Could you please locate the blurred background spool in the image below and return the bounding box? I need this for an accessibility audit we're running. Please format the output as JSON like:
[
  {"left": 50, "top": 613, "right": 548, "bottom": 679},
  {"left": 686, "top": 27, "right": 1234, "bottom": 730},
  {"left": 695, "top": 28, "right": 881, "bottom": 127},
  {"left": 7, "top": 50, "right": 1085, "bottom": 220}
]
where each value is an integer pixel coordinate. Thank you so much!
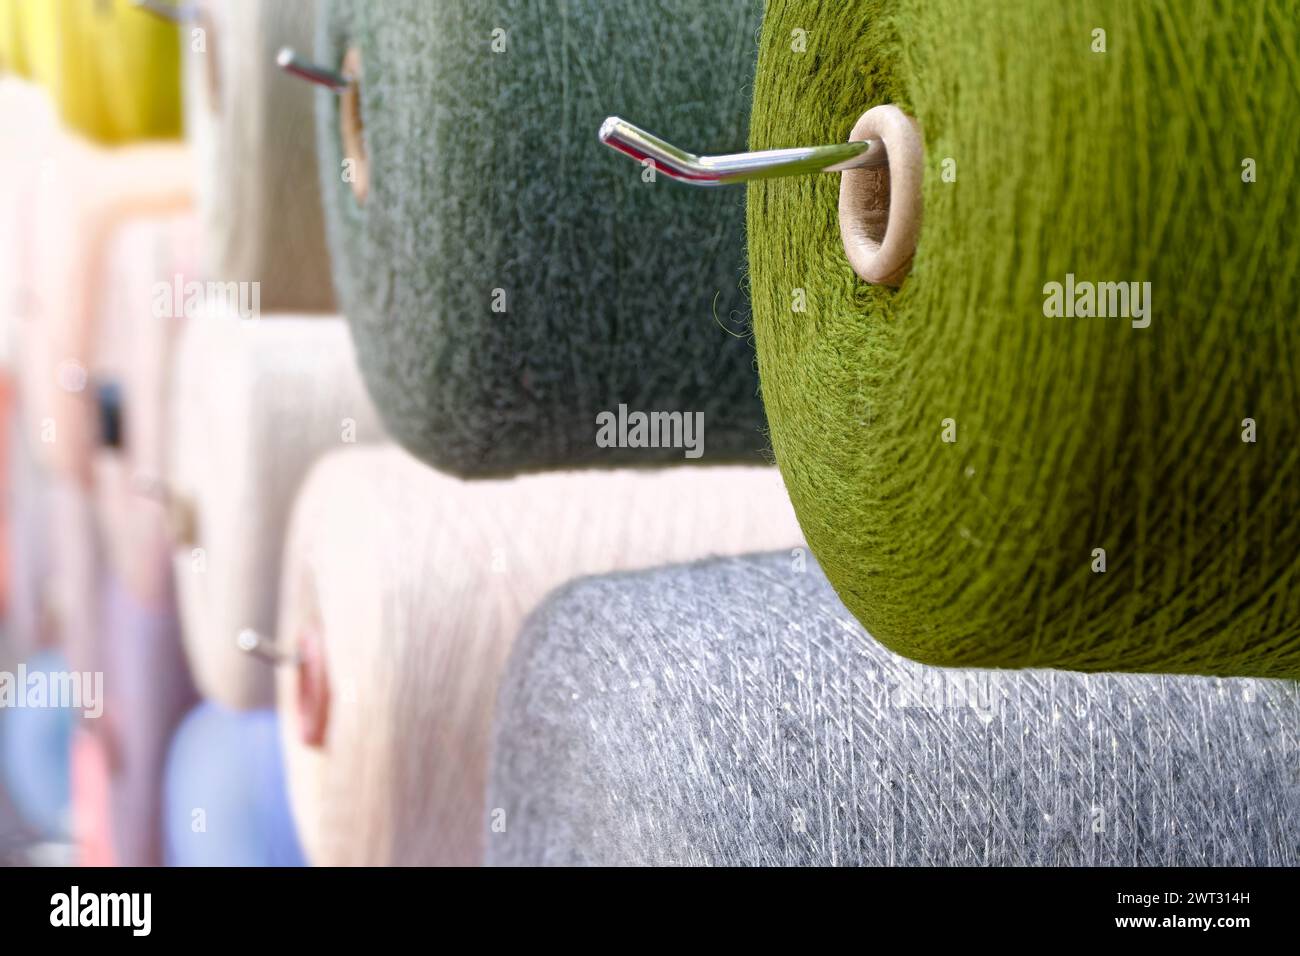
[
  {"left": 44, "top": 477, "right": 97, "bottom": 673},
  {"left": 21, "top": 0, "right": 182, "bottom": 144},
  {"left": 0, "top": 1, "right": 61, "bottom": 86},
  {"left": 69, "top": 725, "right": 114, "bottom": 866},
  {"left": 1, "top": 78, "right": 58, "bottom": 650},
  {"left": 277, "top": 445, "right": 805, "bottom": 866},
  {"left": 92, "top": 214, "right": 199, "bottom": 606},
  {"left": 167, "top": 310, "right": 384, "bottom": 711},
  {"left": 97, "top": 571, "right": 196, "bottom": 866},
  {"left": 0, "top": 650, "right": 74, "bottom": 843},
  {"left": 80, "top": 216, "right": 202, "bottom": 868},
  {"left": 22, "top": 129, "right": 193, "bottom": 484},
  {"left": 747, "top": 0, "right": 1300, "bottom": 678},
  {"left": 315, "top": 0, "right": 769, "bottom": 476},
  {"left": 183, "top": 0, "right": 334, "bottom": 312},
  {"left": 6, "top": 422, "right": 53, "bottom": 656},
  {"left": 163, "top": 703, "right": 305, "bottom": 867},
  {"left": 489, "top": 552, "right": 1300, "bottom": 866}
]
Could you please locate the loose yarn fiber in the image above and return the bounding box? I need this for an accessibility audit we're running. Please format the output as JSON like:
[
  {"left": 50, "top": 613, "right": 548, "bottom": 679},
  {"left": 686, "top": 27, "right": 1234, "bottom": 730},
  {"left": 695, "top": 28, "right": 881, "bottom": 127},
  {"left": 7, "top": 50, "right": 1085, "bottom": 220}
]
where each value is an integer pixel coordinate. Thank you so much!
[
  {"left": 316, "top": 0, "right": 769, "bottom": 476},
  {"left": 167, "top": 310, "right": 383, "bottom": 711},
  {"left": 277, "top": 445, "right": 804, "bottom": 866},
  {"left": 488, "top": 552, "right": 1300, "bottom": 866},
  {"left": 184, "top": 0, "right": 335, "bottom": 312},
  {"left": 747, "top": 0, "right": 1300, "bottom": 677}
]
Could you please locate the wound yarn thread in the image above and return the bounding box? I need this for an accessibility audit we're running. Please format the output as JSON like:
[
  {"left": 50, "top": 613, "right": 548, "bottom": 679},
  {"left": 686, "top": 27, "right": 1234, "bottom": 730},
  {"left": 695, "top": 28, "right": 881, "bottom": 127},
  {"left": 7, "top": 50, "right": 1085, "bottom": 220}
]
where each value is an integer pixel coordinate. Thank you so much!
[
  {"left": 747, "top": 0, "right": 1300, "bottom": 678},
  {"left": 315, "top": 0, "right": 769, "bottom": 476},
  {"left": 277, "top": 445, "right": 804, "bottom": 866},
  {"left": 184, "top": 0, "right": 335, "bottom": 312},
  {"left": 167, "top": 310, "right": 384, "bottom": 711},
  {"left": 488, "top": 552, "right": 1300, "bottom": 866}
]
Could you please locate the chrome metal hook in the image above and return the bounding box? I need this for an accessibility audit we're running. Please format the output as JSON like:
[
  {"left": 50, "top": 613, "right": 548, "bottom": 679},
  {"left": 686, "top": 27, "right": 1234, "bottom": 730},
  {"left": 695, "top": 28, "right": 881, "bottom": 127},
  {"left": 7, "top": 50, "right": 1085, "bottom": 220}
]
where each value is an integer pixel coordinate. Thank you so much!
[
  {"left": 598, "top": 116, "right": 887, "bottom": 187},
  {"left": 276, "top": 47, "right": 351, "bottom": 93},
  {"left": 237, "top": 629, "right": 300, "bottom": 667},
  {"left": 132, "top": 0, "right": 199, "bottom": 24}
]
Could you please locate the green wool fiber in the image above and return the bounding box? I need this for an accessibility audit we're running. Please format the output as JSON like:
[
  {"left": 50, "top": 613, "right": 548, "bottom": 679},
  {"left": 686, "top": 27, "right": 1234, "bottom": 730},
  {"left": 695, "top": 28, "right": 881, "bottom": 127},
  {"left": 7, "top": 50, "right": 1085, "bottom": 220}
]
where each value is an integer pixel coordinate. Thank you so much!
[
  {"left": 317, "top": 0, "right": 769, "bottom": 476},
  {"left": 748, "top": 0, "right": 1300, "bottom": 677}
]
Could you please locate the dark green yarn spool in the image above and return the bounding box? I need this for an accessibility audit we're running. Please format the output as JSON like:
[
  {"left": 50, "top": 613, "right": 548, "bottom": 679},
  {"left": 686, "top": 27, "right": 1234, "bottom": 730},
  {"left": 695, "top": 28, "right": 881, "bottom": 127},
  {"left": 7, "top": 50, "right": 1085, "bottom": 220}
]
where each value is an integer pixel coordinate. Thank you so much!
[
  {"left": 316, "top": 0, "right": 769, "bottom": 476},
  {"left": 748, "top": 0, "right": 1300, "bottom": 677}
]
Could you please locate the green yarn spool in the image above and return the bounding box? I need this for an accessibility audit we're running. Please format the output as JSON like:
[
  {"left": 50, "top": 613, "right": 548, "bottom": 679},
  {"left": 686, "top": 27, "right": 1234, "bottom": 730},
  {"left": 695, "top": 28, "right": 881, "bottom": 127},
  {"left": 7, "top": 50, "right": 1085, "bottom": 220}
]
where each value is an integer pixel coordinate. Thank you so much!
[
  {"left": 317, "top": 0, "right": 768, "bottom": 476},
  {"left": 748, "top": 0, "right": 1300, "bottom": 678}
]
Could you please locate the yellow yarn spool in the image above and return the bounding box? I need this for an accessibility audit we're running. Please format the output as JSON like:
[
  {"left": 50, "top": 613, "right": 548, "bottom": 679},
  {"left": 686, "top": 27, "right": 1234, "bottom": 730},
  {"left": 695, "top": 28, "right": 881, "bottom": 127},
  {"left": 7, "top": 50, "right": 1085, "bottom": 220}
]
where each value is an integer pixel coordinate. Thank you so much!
[
  {"left": 11, "top": 0, "right": 182, "bottom": 143},
  {"left": 0, "top": 1, "right": 28, "bottom": 76},
  {"left": 0, "top": 0, "right": 59, "bottom": 82}
]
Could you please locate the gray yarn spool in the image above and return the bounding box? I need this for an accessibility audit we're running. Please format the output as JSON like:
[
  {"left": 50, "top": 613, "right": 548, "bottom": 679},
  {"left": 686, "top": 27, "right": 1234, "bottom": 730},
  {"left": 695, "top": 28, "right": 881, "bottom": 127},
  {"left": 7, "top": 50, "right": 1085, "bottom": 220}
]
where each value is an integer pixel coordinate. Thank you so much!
[
  {"left": 488, "top": 553, "right": 1300, "bottom": 866},
  {"left": 315, "top": 0, "right": 769, "bottom": 476}
]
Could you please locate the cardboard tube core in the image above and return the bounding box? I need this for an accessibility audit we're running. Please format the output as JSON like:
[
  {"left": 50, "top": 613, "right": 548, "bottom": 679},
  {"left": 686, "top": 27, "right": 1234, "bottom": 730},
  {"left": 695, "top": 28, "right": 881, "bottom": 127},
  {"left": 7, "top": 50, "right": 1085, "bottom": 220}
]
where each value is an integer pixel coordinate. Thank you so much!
[
  {"left": 838, "top": 105, "right": 924, "bottom": 286},
  {"left": 340, "top": 47, "right": 369, "bottom": 206}
]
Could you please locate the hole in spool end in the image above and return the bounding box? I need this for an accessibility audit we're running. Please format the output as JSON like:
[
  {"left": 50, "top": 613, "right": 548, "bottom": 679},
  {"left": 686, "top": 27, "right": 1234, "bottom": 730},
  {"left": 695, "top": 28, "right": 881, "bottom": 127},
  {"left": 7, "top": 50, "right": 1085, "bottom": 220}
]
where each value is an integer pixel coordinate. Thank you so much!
[
  {"left": 838, "top": 105, "right": 924, "bottom": 287},
  {"left": 293, "top": 573, "right": 329, "bottom": 749},
  {"left": 340, "top": 47, "right": 369, "bottom": 207}
]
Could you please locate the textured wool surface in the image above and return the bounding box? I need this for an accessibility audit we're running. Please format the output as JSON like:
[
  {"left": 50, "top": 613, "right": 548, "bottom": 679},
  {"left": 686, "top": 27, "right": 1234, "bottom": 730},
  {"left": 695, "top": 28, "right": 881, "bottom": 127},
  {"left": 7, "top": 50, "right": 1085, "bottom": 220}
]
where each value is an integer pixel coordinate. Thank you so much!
[
  {"left": 99, "top": 569, "right": 197, "bottom": 867},
  {"left": 22, "top": 131, "right": 193, "bottom": 483},
  {"left": 164, "top": 704, "right": 305, "bottom": 867},
  {"left": 0, "top": 651, "right": 74, "bottom": 840},
  {"left": 21, "top": 0, "right": 181, "bottom": 143},
  {"left": 92, "top": 215, "right": 199, "bottom": 606},
  {"left": 168, "top": 310, "right": 384, "bottom": 711},
  {"left": 747, "top": 0, "right": 1300, "bottom": 677},
  {"left": 316, "top": 0, "right": 769, "bottom": 475},
  {"left": 278, "top": 445, "right": 804, "bottom": 866},
  {"left": 488, "top": 552, "right": 1300, "bottom": 866},
  {"left": 184, "top": 0, "right": 335, "bottom": 312}
]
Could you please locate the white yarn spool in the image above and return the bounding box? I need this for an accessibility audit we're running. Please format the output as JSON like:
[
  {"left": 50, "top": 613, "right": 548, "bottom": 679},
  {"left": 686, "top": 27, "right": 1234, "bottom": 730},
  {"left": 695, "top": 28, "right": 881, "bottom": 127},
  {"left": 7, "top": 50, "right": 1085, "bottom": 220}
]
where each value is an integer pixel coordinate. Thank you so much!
[
  {"left": 168, "top": 309, "right": 383, "bottom": 711},
  {"left": 183, "top": 0, "right": 334, "bottom": 312},
  {"left": 277, "top": 445, "right": 806, "bottom": 866}
]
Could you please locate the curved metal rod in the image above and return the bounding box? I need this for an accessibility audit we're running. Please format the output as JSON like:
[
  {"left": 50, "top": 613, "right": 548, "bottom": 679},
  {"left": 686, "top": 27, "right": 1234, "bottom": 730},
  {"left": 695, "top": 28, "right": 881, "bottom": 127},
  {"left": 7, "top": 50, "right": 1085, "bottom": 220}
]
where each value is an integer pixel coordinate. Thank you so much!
[
  {"left": 237, "top": 629, "right": 301, "bottom": 667},
  {"left": 598, "top": 116, "right": 887, "bottom": 187},
  {"left": 276, "top": 47, "right": 351, "bottom": 94}
]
